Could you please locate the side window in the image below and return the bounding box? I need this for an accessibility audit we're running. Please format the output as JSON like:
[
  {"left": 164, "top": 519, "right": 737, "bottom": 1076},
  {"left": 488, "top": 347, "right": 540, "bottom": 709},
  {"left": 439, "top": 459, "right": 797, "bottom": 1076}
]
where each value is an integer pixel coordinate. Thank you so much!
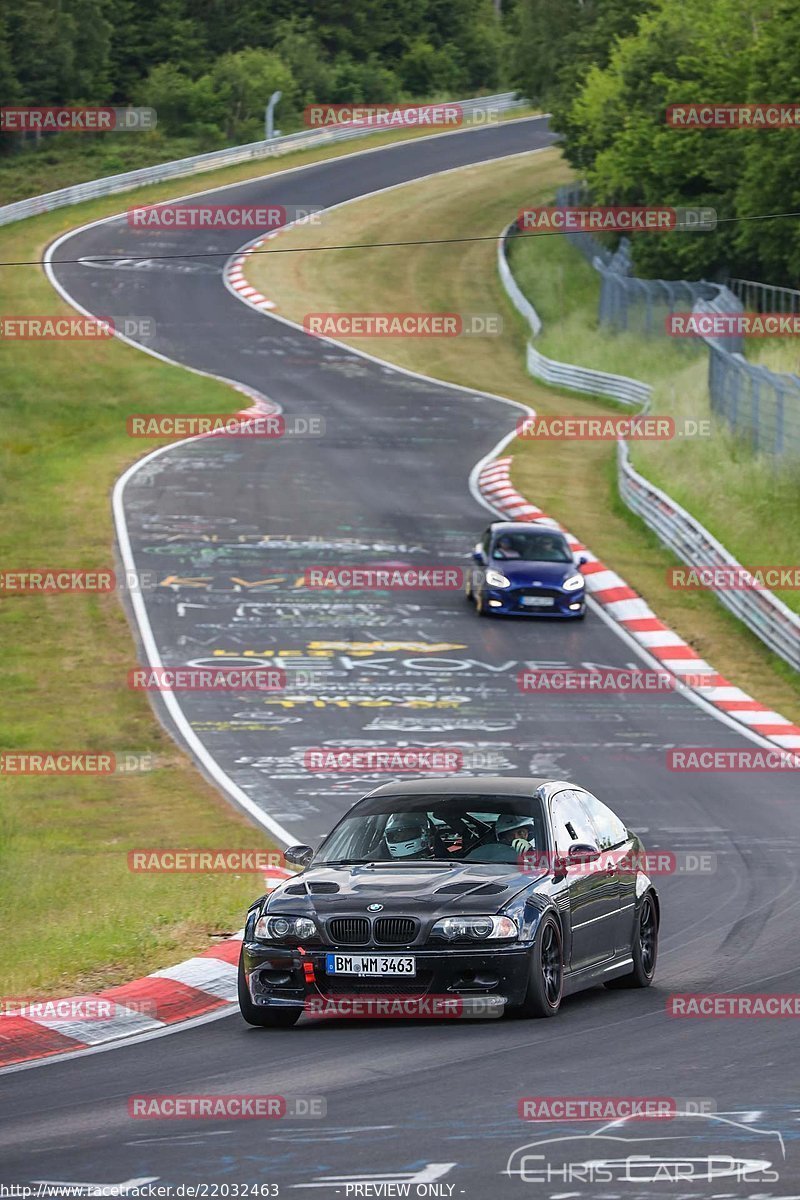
[
  {"left": 551, "top": 790, "right": 599, "bottom": 852},
  {"left": 578, "top": 790, "right": 629, "bottom": 849}
]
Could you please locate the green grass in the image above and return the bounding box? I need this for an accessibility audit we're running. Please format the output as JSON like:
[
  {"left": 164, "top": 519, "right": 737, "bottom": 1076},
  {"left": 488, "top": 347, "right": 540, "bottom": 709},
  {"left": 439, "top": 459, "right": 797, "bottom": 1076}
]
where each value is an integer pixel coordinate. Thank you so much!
[
  {"left": 508, "top": 231, "right": 800, "bottom": 619},
  {"left": 748, "top": 337, "right": 800, "bottom": 375},
  {"left": 247, "top": 146, "right": 800, "bottom": 723},
  {"left": 0, "top": 115, "right": 510, "bottom": 997}
]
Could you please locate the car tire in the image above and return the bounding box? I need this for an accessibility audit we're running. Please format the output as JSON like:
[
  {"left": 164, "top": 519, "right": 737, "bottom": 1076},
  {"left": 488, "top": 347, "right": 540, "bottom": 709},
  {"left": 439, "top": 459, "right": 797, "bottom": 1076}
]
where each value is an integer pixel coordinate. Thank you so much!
[
  {"left": 605, "top": 891, "right": 658, "bottom": 989},
  {"left": 237, "top": 954, "right": 302, "bottom": 1027},
  {"left": 475, "top": 588, "right": 489, "bottom": 616},
  {"left": 515, "top": 914, "right": 563, "bottom": 1018},
  {"left": 465, "top": 575, "right": 474, "bottom": 602}
]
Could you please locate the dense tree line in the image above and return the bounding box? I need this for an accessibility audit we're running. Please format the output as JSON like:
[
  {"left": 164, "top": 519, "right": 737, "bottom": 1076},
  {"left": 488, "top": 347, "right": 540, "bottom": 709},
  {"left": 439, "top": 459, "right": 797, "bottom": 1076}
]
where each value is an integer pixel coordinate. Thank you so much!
[
  {"left": 0, "top": 0, "right": 510, "bottom": 147},
  {"left": 517, "top": 0, "right": 799, "bottom": 287},
  {"left": 2, "top": 0, "right": 796, "bottom": 284}
]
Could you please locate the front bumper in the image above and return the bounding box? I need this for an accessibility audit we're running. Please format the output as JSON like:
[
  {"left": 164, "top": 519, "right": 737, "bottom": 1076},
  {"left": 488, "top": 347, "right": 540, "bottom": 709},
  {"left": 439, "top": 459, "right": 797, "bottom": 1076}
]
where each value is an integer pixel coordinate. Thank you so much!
[
  {"left": 483, "top": 586, "right": 585, "bottom": 617},
  {"left": 241, "top": 942, "right": 533, "bottom": 1013}
]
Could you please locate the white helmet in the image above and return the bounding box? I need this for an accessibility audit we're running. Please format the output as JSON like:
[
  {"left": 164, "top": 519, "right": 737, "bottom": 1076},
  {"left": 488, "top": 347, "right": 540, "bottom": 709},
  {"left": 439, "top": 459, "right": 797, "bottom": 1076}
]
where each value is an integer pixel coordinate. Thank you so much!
[
  {"left": 496, "top": 814, "right": 535, "bottom": 838},
  {"left": 384, "top": 812, "right": 432, "bottom": 859}
]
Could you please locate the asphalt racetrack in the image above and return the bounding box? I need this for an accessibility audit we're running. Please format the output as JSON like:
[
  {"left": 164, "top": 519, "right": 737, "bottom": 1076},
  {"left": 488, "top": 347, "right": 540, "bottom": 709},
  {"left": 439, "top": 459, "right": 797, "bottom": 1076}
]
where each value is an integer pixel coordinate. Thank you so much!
[{"left": 3, "top": 117, "right": 799, "bottom": 1198}]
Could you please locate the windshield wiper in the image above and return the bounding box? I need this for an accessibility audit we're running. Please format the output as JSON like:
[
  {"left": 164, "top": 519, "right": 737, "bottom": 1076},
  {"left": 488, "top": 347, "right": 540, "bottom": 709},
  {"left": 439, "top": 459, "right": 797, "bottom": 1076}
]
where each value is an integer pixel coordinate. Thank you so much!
[
  {"left": 319, "top": 859, "right": 373, "bottom": 866},
  {"left": 320, "top": 858, "right": 455, "bottom": 867}
]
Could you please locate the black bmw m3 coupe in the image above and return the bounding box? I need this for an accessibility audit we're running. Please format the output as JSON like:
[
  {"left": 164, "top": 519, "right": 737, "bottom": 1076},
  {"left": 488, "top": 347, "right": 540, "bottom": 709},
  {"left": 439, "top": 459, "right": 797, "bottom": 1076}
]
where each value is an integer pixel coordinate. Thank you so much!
[{"left": 238, "top": 777, "right": 659, "bottom": 1026}]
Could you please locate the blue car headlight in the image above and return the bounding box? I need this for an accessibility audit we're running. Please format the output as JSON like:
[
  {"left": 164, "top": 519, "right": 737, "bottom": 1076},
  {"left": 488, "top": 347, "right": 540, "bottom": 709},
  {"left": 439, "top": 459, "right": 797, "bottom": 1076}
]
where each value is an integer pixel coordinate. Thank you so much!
[
  {"left": 485, "top": 569, "right": 511, "bottom": 589},
  {"left": 562, "top": 573, "right": 585, "bottom": 592}
]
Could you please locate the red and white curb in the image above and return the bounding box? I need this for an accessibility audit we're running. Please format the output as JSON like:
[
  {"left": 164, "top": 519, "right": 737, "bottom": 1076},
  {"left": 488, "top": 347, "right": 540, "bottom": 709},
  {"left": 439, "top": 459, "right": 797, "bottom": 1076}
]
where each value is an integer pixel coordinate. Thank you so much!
[
  {"left": 0, "top": 867, "right": 292, "bottom": 1069},
  {"left": 225, "top": 233, "right": 280, "bottom": 311},
  {"left": 479, "top": 457, "right": 800, "bottom": 751}
]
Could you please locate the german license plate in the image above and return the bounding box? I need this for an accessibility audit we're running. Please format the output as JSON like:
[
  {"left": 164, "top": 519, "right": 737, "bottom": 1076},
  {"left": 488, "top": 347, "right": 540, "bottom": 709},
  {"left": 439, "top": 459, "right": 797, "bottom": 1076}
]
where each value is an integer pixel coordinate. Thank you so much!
[
  {"left": 522, "top": 596, "right": 554, "bottom": 607},
  {"left": 325, "top": 954, "right": 416, "bottom": 976}
]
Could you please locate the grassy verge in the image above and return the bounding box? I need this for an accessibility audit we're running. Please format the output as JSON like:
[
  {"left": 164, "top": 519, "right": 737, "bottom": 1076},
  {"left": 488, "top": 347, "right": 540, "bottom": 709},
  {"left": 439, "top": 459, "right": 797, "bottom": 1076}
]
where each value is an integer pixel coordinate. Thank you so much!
[
  {"left": 748, "top": 338, "right": 800, "bottom": 374},
  {"left": 245, "top": 145, "right": 800, "bottom": 721},
  {"left": 508, "top": 230, "right": 800, "bottom": 619},
  {"left": 0, "top": 115, "right": 519, "bottom": 997}
]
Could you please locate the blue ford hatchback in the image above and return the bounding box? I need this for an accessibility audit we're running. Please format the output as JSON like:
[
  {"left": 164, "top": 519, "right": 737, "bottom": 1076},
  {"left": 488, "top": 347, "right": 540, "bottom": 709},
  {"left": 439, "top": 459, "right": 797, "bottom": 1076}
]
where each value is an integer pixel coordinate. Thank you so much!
[{"left": 466, "top": 522, "right": 587, "bottom": 618}]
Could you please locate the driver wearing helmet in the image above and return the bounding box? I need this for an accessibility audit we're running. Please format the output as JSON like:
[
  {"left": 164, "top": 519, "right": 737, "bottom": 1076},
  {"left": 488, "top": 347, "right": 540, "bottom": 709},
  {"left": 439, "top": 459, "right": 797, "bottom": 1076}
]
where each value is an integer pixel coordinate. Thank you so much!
[
  {"left": 493, "top": 534, "right": 521, "bottom": 560},
  {"left": 383, "top": 812, "right": 434, "bottom": 859},
  {"left": 495, "top": 814, "right": 537, "bottom": 853},
  {"left": 536, "top": 535, "right": 560, "bottom": 561}
]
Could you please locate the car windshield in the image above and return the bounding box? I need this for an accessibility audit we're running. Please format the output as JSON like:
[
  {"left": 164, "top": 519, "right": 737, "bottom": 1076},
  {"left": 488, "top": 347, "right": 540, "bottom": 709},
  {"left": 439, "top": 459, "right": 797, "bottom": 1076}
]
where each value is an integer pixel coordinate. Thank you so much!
[
  {"left": 315, "top": 793, "right": 549, "bottom": 866},
  {"left": 491, "top": 531, "right": 572, "bottom": 563}
]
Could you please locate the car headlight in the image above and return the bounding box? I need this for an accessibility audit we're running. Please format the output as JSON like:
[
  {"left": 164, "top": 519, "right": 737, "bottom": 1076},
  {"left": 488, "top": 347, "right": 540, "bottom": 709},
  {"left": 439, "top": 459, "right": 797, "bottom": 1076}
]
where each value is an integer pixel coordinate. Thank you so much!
[
  {"left": 562, "top": 573, "right": 585, "bottom": 592},
  {"left": 430, "top": 915, "right": 518, "bottom": 941},
  {"left": 254, "top": 914, "right": 319, "bottom": 942},
  {"left": 485, "top": 569, "right": 511, "bottom": 589}
]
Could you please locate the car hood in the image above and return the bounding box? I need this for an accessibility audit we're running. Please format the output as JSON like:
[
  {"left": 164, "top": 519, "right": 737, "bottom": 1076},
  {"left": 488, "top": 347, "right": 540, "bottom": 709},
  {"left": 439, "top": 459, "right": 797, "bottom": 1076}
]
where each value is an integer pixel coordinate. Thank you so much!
[
  {"left": 267, "top": 860, "right": 546, "bottom": 916},
  {"left": 491, "top": 559, "right": 580, "bottom": 587}
]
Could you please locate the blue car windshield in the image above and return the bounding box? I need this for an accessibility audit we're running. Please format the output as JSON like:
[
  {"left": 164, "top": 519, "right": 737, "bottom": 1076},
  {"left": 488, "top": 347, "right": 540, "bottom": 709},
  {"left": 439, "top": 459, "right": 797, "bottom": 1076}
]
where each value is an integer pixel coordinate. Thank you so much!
[{"left": 492, "top": 532, "right": 571, "bottom": 562}]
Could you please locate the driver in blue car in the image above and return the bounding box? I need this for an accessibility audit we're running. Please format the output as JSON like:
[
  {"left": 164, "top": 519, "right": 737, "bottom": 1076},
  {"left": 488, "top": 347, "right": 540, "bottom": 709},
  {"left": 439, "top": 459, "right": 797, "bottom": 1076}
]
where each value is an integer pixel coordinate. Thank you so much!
[{"left": 493, "top": 534, "right": 521, "bottom": 560}]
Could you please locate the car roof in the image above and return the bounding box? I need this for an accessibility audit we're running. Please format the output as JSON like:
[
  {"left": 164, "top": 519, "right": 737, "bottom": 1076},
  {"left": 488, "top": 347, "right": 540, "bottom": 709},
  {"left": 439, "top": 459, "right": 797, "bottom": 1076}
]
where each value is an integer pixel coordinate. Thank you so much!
[
  {"left": 488, "top": 521, "right": 566, "bottom": 536},
  {"left": 365, "top": 776, "right": 563, "bottom": 800}
]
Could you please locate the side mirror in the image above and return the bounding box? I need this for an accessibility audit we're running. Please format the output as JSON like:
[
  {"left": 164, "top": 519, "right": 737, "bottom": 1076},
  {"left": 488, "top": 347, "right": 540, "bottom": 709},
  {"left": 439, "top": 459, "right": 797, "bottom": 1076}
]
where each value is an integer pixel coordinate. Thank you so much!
[
  {"left": 284, "top": 844, "right": 314, "bottom": 868},
  {"left": 577, "top": 555, "right": 588, "bottom": 567},
  {"left": 472, "top": 543, "right": 484, "bottom": 564},
  {"left": 568, "top": 842, "right": 600, "bottom": 864}
]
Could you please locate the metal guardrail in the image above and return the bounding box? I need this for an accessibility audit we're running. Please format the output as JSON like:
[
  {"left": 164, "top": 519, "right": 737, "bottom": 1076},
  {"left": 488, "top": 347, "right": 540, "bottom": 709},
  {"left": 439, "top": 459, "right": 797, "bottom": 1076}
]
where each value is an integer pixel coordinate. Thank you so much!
[
  {"left": 498, "top": 224, "right": 650, "bottom": 406},
  {"left": 526, "top": 343, "right": 651, "bottom": 405},
  {"left": 619, "top": 441, "right": 800, "bottom": 672},
  {"left": 498, "top": 216, "right": 799, "bottom": 672},
  {"left": 0, "top": 94, "right": 526, "bottom": 227},
  {"left": 692, "top": 287, "right": 800, "bottom": 455},
  {"left": 728, "top": 277, "right": 800, "bottom": 315},
  {"left": 552, "top": 188, "right": 800, "bottom": 457}
]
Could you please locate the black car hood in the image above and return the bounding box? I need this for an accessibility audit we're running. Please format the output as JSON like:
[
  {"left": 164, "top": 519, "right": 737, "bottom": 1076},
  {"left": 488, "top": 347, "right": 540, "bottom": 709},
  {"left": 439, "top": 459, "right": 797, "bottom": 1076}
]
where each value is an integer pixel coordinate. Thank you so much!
[{"left": 267, "top": 860, "right": 546, "bottom": 916}]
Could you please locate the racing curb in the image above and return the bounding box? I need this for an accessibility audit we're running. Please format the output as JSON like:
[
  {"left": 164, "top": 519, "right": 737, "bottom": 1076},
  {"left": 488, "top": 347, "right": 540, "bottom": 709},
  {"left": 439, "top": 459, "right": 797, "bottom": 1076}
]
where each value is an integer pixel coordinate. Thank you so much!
[
  {"left": 478, "top": 457, "right": 800, "bottom": 752},
  {"left": 0, "top": 867, "right": 291, "bottom": 1069},
  {"left": 226, "top": 232, "right": 280, "bottom": 309}
]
